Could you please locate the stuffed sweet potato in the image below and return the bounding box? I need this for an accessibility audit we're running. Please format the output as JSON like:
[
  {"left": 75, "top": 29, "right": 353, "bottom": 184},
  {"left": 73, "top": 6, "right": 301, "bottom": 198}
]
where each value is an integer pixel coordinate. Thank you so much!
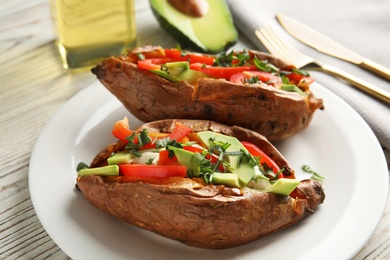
[
  {"left": 76, "top": 119, "right": 325, "bottom": 249},
  {"left": 91, "top": 45, "right": 324, "bottom": 142}
]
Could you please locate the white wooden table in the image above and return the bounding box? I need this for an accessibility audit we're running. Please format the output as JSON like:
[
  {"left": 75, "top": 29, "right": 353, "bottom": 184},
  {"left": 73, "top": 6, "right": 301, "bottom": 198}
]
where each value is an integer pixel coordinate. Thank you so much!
[{"left": 1, "top": 0, "right": 389, "bottom": 259}]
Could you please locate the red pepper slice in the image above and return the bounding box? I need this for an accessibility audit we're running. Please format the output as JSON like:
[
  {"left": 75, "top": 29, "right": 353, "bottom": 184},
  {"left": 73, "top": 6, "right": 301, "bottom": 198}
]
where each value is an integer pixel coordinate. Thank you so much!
[
  {"left": 167, "top": 122, "right": 192, "bottom": 141},
  {"left": 241, "top": 141, "right": 282, "bottom": 176},
  {"left": 164, "top": 49, "right": 215, "bottom": 65},
  {"left": 137, "top": 122, "right": 191, "bottom": 150},
  {"left": 158, "top": 150, "right": 180, "bottom": 166},
  {"left": 112, "top": 117, "right": 133, "bottom": 143},
  {"left": 119, "top": 164, "right": 187, "bottom": 178},
  {"left": 189, "top": 63, "right": 257, "bottom": 80}
]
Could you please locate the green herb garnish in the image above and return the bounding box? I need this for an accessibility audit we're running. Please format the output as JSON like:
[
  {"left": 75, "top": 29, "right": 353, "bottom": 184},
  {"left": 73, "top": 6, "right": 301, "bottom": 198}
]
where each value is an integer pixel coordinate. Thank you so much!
[
  {"left": 77, "top": 162, "right": 89, "bottom": 171},
  {"left": 292, "top": 68, "right": 310, "bottom": 76},
  {"left": 125, "top": 131, "right": 147, "bottom": 157},
  {"left": 137, "top": 129, "right": 151, "bottom": 146},
  {"left": 253, "top": 57, "right": 279, "bottom": 72},
  {"left": 208, "top": 138, "right": 231, "bottom": 152},
  {"left": 244, "top": 76, "right": 261, "bottom": 84},
  {"left": 302, "top": 165, "right": 325, "bottom": 182},
  {"left": 235, "top": 50, "right": 250, "bottom": 66},
  {"left": 213, "top": 49, "right": 250, "bottom": 67},
  {"left": 214, "top": 50, "right": 235, "bottom": 67},
  {"left": 145, "top": 158, "right": 154, "bottom": 165},
  {"left": 165, "top": 139, "right": 183, "bottom": 158}
]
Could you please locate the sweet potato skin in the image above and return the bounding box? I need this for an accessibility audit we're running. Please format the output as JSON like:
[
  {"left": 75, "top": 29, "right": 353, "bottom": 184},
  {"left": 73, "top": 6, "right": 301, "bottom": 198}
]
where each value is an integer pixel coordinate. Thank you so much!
[
  {"left": 77, "top": 119, "right": 325, "bottom": 249},
  {"left": 92, "top": 46, "right": 324, "bottom": 142},
  {"left": 77, "top": 175, "right": 323, "bottom": 249}
]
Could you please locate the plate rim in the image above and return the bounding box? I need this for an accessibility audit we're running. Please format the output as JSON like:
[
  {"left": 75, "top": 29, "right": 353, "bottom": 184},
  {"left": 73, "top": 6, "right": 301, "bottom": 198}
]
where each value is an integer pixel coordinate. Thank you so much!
[{"left": 29, "top": 81, "right": 389, "bottom": 260}]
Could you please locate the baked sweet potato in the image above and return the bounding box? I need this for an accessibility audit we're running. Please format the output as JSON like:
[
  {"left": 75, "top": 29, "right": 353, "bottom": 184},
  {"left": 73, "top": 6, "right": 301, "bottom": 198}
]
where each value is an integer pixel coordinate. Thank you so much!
[
  {"left": 76, "top": 119, "right": 325, "bottom": 249},
  {"left": 91, "top": 45, "right": 324, "bottom": 142}
]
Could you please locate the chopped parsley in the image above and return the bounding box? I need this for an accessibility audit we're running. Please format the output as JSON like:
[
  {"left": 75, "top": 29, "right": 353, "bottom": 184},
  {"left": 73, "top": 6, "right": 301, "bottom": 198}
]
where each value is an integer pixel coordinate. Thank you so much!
[
  {"left": 165, "top": 139, "right": 183, "bottom": 158},
  {"left": 76, "top": 162, "right": 89, "bottom": 171},
  {"left": 292, "top": 68, "right": 310, "bottom": 77},
  {"left": 243, "top": 76, "right": 261, "bottom": 84},
  {"left": 137, "top": 129, "right": 151, "bottom": 146},
  {"left": 253, "top": 57, "right": 279, "bottom": 73},
  {"left": 213, "top": 49, "right": 250, "bottom": 67},
  {"left": 125, "top": 130, "right": 152, "bottom": 157},
  {"left": 302, "top": 165, "right": 325, "bottom": 182},
  {"left": 145, "top": 158, "right": 155, "bottom": 165}
]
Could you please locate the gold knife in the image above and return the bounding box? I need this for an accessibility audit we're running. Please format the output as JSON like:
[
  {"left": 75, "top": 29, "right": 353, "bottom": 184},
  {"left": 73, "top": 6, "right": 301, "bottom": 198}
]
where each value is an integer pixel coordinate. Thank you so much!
[{"left": 277, "top": 13, "right": 390, "bottom": 81}]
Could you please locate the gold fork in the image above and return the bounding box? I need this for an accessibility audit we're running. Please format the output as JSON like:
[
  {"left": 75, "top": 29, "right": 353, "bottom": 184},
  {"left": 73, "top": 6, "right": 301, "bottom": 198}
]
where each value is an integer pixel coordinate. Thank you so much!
[{"left": 255, "top": 26, "right": 390, "bottom": 105}]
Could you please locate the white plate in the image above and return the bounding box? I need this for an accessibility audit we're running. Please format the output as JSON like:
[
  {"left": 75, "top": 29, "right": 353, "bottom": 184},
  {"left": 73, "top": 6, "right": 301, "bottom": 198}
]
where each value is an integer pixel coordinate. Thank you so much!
[{"left": 29, "top": 81, "right": 388, "bottom": 260}]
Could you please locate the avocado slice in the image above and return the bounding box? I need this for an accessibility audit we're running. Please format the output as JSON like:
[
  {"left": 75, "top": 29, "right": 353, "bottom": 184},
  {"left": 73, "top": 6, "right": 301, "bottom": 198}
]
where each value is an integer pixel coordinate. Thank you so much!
[
  {"left": 211, "top": 172, "right": 241, "bottom": 188},
  {"left": 170, "top": 147, "right": 194, "bottom": 170},
  {"left": 263, "top": 178, "right": 300, "bottom": 196},
  {"left": 170, "top": 146, "right": 202, "bottom": 177},
  {"left": 165, "top": 61, "right": 190, "bottom": 75},
  {"left": 78, "top": 165, "right": 119, "bottom": 177},
  {"left": 197, "top": 131, "right": 256, "bottom": 187},
  {"left": 176, "top": 69, "right": 212, "bottom": 84},
  {"left": 149, "top": 0, "right": 238, "bottom": 53},
  {"left": 165, "top": 61, "right": 190, "bottom": 71},
  {"left": 150, "top": 69, "right": 182, "bottom": 82},
  {"left": 150, "top": 61, "right": 189, "bottom": 82},
  {"left": 172, "top": 145, "right": 242, "bottom": 188},
  {"left": 151, "top": 61, "right": 212, "bottom": 83},
  {"left": 107, "top": 150, "right": 133, "bottom": 165}
]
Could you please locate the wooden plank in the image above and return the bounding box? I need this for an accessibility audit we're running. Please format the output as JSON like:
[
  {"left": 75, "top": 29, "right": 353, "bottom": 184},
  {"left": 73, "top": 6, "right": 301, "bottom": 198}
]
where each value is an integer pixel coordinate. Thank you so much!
[{"left": 0, "top": 0, "right": 389, "bottom": 259}]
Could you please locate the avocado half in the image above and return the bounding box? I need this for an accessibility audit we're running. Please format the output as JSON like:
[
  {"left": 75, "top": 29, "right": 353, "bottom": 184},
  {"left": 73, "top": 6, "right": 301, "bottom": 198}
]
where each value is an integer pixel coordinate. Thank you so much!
[{"left": 149, "top": 0, "right": 238, "bottom": 53}]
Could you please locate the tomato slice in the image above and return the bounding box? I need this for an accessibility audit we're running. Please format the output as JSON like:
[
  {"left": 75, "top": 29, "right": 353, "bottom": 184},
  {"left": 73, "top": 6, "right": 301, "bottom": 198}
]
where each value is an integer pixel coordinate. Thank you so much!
[
  {"left": 241, "top": 141, "right": 281, "bottom": 176},
  {"left": 119, "top": 164, "right": 187, "bottom": 178},
  {"left": 189, "top": 63, "right": 256, "bottom": 80},
  {"left": 164, "top": 49, "right": 215, "bottom": 65},
  {"left": 230, "top": 71, "right": 282, "bottom": 87}
]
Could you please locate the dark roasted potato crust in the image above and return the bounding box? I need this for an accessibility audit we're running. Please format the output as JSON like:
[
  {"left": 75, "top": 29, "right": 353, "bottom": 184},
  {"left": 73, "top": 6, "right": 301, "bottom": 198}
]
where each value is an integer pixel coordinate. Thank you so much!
[{"left": 92, "top": 45, "right": 324, "bottom": 142}]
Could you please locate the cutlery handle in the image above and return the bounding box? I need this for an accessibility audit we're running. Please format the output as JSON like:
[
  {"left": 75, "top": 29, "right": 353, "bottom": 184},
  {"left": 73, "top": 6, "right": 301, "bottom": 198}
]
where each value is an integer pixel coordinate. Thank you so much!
[
  {"left": 360, "top": 59, "right": 390, "bottom": 82},
  {"left": 321, "top": 64, "right": 390, "bottom": 105}
]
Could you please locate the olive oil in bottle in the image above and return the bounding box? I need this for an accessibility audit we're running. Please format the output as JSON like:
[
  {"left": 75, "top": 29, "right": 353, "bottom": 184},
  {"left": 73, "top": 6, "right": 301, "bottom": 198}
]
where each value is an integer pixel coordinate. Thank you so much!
[{"left": 49, "top": 0, "right": 136, "bottom": 70}]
